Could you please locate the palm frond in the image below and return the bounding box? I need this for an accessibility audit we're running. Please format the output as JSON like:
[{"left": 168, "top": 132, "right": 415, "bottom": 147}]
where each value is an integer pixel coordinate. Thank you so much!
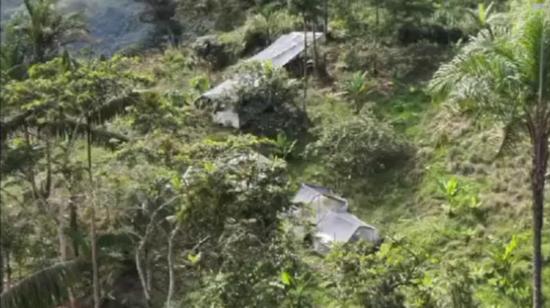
[
  {"left": 1, "top": 91, "right": 139, "bottom": 142},
  {"left": 430, "top": 4, "right": 550, "bottom": 160},
  {"left": 0, "top": 111, "right": 35, "bottom": 140},
  {"left": 40, "top": 118, "right": 129, "bottom": 145},
  {"left": 517, "top": 11, "right": 546, "bottom": 88},
  {"left": 429, "top": 28, "right": 524, "bottom": 119},
  {"left": 88, "top": 91, "right": 141, "bottom": 125},
  {"left": 0, "top": 259, "right": 90, "bottom": 308}
]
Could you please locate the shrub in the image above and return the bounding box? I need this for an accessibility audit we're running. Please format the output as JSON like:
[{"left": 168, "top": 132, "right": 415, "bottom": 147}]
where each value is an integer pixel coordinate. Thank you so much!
[
  {"left": 307, "top": 115, "right": 412, "bottom": 180},
  {"left": 126, "top": 92, "right": 185, "bottom": 134},
  {"left": 340, "top": 71, "right": 382, "bottom": 113},
  {"left": 181, "top": 147, "right": 290, "bottom": 235},
  {"left": 192, "top": 9, "right": 300, "bottom": 70},
  {"left": 340, "top": 39, "right": 449, "bottom": 79},
  {"left": 232, "top": 62, "right": 308, "bottom": 138},
  {"left": 192, "top": 33, "right": 244, "bottom": 70},
  {"left": 242, "top": 10, "right": 300, "bottom": 53}
]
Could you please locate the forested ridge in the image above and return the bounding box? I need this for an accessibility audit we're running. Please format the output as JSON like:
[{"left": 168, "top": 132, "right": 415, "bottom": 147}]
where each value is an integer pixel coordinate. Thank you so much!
[{"left": 1, "top": 0, "right": 549, "bottom": 307}]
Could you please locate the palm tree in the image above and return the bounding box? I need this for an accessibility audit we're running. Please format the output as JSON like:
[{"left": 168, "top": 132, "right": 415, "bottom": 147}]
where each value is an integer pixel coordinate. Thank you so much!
[
  {"left": 18, "top": 0, "right": 86, "bottom": 62},
  {"left": 343, "top": 71, "right": 371, "bottom": 113},
  {"left": 465, "top": 2, "right": 500, "bottom": 37},
  {"left": 1, "top": 56, "right": 142, "bottom": 308},
  {"left": 430, "top": 4, "right": 549, "bottom": 307}
]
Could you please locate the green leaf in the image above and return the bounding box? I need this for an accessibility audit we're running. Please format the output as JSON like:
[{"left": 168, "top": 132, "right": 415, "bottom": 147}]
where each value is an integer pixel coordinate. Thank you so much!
[
  {"left": 280, "top": 271, "right": 293, "bottom": 286},
  {"left": 187, "top": 252, "right": 202, "bottom": 265},
  {"left": 203, "top": 161, "right": 217, "bottom": 173}
]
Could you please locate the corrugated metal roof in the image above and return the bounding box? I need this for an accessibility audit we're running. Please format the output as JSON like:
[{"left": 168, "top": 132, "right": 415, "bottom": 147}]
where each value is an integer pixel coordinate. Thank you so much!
[
  {"left": 316, "top": 211, "right": 379, "bottom": 243},
  {"left": 292, "top": 183, "right": 333, "bottom": 204},
  {"left": 291, "top": 183, "right": 381, "bottom": 250},
  {"left": 248, "top": 32, "right": 324, "bottom": 67}
]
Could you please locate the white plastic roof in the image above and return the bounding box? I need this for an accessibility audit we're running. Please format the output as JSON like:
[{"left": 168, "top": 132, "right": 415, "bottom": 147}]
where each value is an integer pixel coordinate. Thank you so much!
[
  {"left": 316, "top": 211, "right": 379, "bottom": 243},
  {"left": 248, "top": 32, "right": 324, "bottom": 67}
]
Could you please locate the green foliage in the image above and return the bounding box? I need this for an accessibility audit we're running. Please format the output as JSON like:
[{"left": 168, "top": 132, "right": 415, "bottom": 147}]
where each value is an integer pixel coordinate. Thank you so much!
[
  {"left": 430, "top": 4, "right": 550, "bottom": 124},
  {"left": 430, "top": 6, "right": 550, "bottom": 305},
  {"left": 342, "top": 71, "right": 375, "bottom": 113},
  {"left": 157, "top": 47, "right": 198, "bottom": 80},
  {"left": 2, "top": 1, "right": 546, "bottom": 308},
  {"left": 192, "top": 33, "right": 244, "bottom": 70},
  {"left": 189, "top": 74, "right": 211, "bottom": 93},
  {"left": 191, "top": 218, "right": 317, "bottom": 308},
  {"left": 379, "top": 0, "right": 435, "bottom": 26},
  {"left": 244, "top": 9, "right": 300, "bottom": 46},
  {"left": 475, "top": 234, "right": 531, "bottom": 306},
  {"left": 15, "top": 0, "right": 86, "bottom": 62},
  {"left": 465, "top": 2, "right": 499, "bottom": 34},
  {"left": 324, "top": 239, "right": 418, "bottom": 307},
  {"left": 437, "top": 177, "right": 484, "bottom": 222},
  {"left": 0, "top": 15, "right": 30, "bottom": 81},
  {"left": 1, "top": 55, "right": 146, "bottom": 137},
  {"left": 231, "top": 61, "right": 306, "bottom": 138},
  {"left": 272, "top": 132, "right": 297, "bottom": 160},
  {"left": 307, "top": 115, "right": 412, "bottom": 180},
  {"left": 180, "top": 142, "right": 289, "bottom": 235},
  {"left": 125, "top": 91, "right": 185, "bottom": 134}
]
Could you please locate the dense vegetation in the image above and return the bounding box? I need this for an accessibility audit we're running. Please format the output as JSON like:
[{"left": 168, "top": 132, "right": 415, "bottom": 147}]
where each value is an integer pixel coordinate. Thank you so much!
[{"left": 0, "top": 0, "right": 549, "bottom": 307}]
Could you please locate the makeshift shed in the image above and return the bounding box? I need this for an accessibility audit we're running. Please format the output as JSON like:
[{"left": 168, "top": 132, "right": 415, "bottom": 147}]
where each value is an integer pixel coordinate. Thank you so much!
[
  {"left": 201, "top": 79, "right": 242, "bottom": 128},
  {"left": 291, "top": 183, "right": 381, "bottom": 254},
  {"left": 197, "top": 32, "right": 323, "bottom": 129},
  {"left": 314, "top": 211, "right": 381, "bottom": 253},
  {"left": 292, "top": 183, "right": 348, "bottom": 223},
  {"left": 247, "top": 32, "right": 324, "bottom": 67}
]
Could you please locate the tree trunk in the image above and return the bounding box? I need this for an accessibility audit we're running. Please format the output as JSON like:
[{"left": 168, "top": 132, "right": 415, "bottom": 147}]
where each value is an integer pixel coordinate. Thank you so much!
[
  {"left": 531, "top": 125, "right": 547, "bottom": 308},
  {"left": 375, "top": 0, "right": 380, "bottom": 30},
  {"left": 69, "top": 198, "right": 79, "bottom": 257},
  {"left": 312, "top": 22, "right": 319, "bottom": 76},
  {"left": 373, "top": 0, "right": 380, "bottom": 77},
  {"left": 303, "top": 16, "right": 309, "bottom": 106},
  {"left": 0, "top": 246, "right": 3, "bottom": 293},
  {"left": 6, "top": 251, "right": 11, "bottom": 289},
  {"left": 59, "top": 203, "right": 78, "bottom": 308},
  {"left": 135, "top": 199, "right": 176, "bottom": 308},
  {"left": 146, "top": 249, "right": 152, "bottom": 298},
  {"left": 165, "top": 224, "right": 181, "bottom": 308},
  {"left": 58, "top": 208, "right": 68, "bottom": 261},
  {"left": 87, "top": 119, "right": 101, "bottom": 308},
  {"left": 323, "top": 0, "right": 328, "bottom": 36},
  {"left": 135, "top": 249, "right": 151, "bottom": 308},
  {"left": 24, "top": 126, "right": 40, "bottom": 201},
  {"left": 45, "top": 138, "right": 52, "bottom": 198}
]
